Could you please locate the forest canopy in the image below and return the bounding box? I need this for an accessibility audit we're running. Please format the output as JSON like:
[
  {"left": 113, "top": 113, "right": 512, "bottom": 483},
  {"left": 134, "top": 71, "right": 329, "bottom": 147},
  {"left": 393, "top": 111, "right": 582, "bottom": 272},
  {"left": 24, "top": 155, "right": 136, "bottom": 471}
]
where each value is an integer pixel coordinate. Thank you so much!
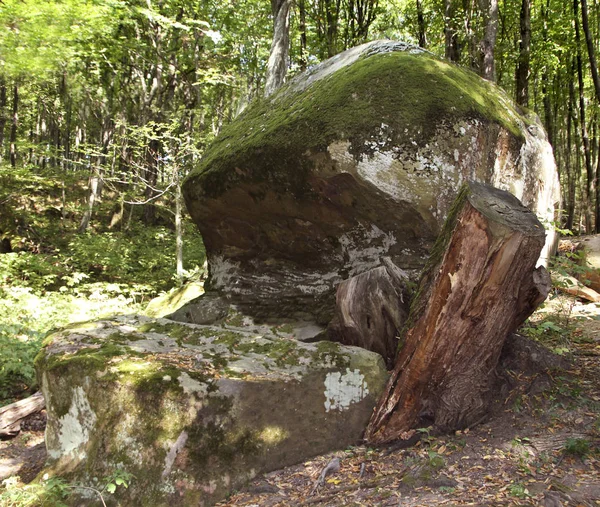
[{"left": 0, "top": 0, "right": 599, "bottom": 232}]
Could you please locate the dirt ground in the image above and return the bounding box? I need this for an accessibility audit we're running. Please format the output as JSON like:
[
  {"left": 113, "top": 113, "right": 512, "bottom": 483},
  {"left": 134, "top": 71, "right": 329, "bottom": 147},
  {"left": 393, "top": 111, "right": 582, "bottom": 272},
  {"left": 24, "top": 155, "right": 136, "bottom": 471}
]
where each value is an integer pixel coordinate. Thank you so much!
[{"left": 1, "top": 297, "right": 599, "bottom": 507}]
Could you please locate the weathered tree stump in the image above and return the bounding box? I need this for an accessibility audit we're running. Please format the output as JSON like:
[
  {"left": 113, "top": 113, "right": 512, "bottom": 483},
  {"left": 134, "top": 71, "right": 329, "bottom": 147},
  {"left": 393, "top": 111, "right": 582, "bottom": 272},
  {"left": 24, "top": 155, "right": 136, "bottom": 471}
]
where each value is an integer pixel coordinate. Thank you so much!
[
  {"left": 328, "top": 258, "right": 411, "bottom": 367},
  {"left": 365, "top": 182, "right": 551, "bottom": 444}
]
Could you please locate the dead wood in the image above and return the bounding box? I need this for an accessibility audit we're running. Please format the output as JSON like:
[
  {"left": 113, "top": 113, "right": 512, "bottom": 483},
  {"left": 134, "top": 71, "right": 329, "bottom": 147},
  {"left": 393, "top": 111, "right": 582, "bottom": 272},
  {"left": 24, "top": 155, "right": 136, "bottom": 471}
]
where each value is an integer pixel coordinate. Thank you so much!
[
  {"left": 0, "top": 391, "right": 45, "bottom": 438},
  {"left": 365, "top": 182, "right": 551, "bottom": 444},
  {"left": 328, "top": 258, "right": 410, "bottom": 366},
  {"left": 553, "top": 273, "right": 600, "bottom": 302}
]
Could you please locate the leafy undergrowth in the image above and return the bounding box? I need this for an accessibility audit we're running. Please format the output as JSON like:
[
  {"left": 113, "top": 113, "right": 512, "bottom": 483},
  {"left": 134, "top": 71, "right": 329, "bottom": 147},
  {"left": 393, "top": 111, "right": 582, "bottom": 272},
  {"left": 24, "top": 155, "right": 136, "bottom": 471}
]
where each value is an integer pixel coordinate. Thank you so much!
[
  {"left": 0, "top": 166, "right": 206, "bottom": 405},
  {"left": 218, "top": 298, "right": 600, "bottom": 507}
]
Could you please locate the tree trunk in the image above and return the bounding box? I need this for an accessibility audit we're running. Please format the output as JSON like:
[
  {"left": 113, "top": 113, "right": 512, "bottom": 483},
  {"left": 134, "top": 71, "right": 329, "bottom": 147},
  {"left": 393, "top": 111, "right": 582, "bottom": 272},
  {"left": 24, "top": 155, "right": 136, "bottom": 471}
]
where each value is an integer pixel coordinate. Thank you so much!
[
  {"left": 416, "top": 0, "right": 428, "bottom": 48},
  {"left": 444, "top": 0, "right": 461, "bottom": 62},
  {"left": 515, "top": 0, "right": 531, "bottom": 107},
  {"left": 299, "top": 0, "right": 308, "bottom": 71},
  {"left": 365, "top": 182, "right": 551, "bottom": 444},
  {"left": 541, "top": 0, "right": 553, "bottom": 146},
  {"left": 574, "top": 0, "right": 594, "bottom": 232},
  {"left": 580, "top": 0, "right": 600, "bottom": 105},
  {"left": 480, "top": 0, "right": 498, "bottom": 81},
  {"left": 328, "top": 258, "right": 411, "bottom": 368},
  {"left": 175, "top": 165, "right": 184, "bottom": 285},
  {"left": 264, "top": 0, "right": 292, "bottom": 97},
  {"left": 9, "top": 82, "right": 18, "bottom": 167},
  {"left": 78, "top": 169, "right": 103, "bottom": 233},
  {"left": 566, "top": 73, "right": 576, "bottom": 231},
  {"left": 0, "top": 77, "right": 6, "bottom": 160},
  {"left": 143, "top": 136, "right": 160, "bottom": 225}
]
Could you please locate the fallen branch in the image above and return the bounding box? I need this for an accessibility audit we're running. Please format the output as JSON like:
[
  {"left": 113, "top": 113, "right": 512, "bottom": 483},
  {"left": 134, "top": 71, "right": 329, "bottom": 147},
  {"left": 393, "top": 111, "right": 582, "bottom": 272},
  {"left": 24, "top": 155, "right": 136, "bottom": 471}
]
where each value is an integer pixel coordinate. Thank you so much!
[{"left": 0, "top": 392, "right": 45, "bottom": 438}]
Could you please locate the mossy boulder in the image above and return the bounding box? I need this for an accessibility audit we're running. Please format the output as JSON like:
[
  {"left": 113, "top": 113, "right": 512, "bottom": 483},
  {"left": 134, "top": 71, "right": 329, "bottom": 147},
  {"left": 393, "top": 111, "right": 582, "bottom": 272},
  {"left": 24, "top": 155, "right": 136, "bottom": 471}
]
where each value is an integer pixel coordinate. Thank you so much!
[
  {"left": 183, "top": 40, "right": 560, "bottom": 322},
  {"left": 36, "top": 315, "right": 387, "bottom": 506}
]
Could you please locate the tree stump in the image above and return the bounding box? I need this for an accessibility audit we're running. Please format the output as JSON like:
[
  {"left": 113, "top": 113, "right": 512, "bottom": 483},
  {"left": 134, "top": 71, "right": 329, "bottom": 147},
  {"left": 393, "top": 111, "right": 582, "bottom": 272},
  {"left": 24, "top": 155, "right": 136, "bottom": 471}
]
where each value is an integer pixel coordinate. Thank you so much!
[
  {"left": 328, "top": 258, "right": 411, "bottom": 367},
  {"left": 365, "top": 182, "right": 551, "bottom": 444}
]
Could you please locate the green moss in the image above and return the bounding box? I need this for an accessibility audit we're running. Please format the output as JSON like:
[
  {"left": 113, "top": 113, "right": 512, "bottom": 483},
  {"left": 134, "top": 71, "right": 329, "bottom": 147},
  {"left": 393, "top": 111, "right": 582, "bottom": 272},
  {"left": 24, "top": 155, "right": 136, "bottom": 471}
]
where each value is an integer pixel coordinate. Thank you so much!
[
  {"left": 38, "top": 342, "right": 126, "bottom": 373},
  {"left": 224, "top": 310, "right": 245, "bottom": 328},
  {"left": 184, "top": 51, "right": 525, "bottom": 199},
  {"left": 313, "top": 340, "right": 350, "bottom": 368}
]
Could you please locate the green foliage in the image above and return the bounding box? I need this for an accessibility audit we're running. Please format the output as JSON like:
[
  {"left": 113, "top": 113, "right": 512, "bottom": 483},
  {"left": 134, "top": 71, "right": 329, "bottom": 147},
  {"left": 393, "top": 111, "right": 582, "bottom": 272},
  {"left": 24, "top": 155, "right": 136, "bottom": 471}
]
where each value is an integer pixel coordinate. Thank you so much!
[
  {"left": 0, "top": 476, "right": 69, "bottom": 507},
  {"left": 508, "top": 482, "right": 531, "bottom": 499},
  {"left": 564, "top": 438, "right": 591, "bottom": 457},
  {"left": 67, "top": 224, "right": 205, "bottom": 294},
  {"left": 0, "top": 469, "right": 133, "bottom": 506}
]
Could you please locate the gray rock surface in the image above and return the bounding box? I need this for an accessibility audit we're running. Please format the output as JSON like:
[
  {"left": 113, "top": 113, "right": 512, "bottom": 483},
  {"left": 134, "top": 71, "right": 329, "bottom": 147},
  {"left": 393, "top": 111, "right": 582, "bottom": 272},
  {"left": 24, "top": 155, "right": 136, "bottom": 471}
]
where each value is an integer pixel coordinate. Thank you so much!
[
  {"left": 37, "top": 315, "right": 388, "bottom": 506},
  {"left": 182, "top": 39, "right": 560, "bottom": 322}
]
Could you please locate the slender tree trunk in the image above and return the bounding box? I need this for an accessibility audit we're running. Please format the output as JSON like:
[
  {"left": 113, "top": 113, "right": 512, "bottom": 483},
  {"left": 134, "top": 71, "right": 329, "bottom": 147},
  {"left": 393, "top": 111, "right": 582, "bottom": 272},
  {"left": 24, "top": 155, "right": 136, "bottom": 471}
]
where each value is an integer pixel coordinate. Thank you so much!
[
  {"left": 541, "top": 0, "right": 554, "bottom": 147},
  {"left": 515, "top": 0, "right": 531, "bottom": 107},
  {"left": 0, "top": 77, "right": 6, "bottom": 160},
  {"left": 264, "top": 0, "right": 292, "bottom": 97},
  {"left": 78, "top": 170, "right": 103, "bottom": 233},
  {"left": 174, "top": 165, "right": 184, "bottom": 285},
  {"left": 143, "top": 137, "right": 160, "bottom": 225},
  {"left": 299, "top": 0, "right": 308, "bottom": 70},
  {"left": 574, "top": 0, "right": 594, "bottom": 232},
  {"left": 566, "top": 74, "right": 576, "bottom": 230},
  {"left": 416, "top": 0, "right": 428, "bottom": 48},
  {"left": 480, "top": 0, "right": 498, "bottom": 81},
  {"left": 325, "top": 0, "right": 339, "bottom": 57},
  {"left": 444, "top": 0, "right": 461, "bottom": 62},
  {"left": 9, "top": 82, "right": 18, "bottom": 167},
  {"left": 580, "top": 0, "right": 600, "bottom": 105}
]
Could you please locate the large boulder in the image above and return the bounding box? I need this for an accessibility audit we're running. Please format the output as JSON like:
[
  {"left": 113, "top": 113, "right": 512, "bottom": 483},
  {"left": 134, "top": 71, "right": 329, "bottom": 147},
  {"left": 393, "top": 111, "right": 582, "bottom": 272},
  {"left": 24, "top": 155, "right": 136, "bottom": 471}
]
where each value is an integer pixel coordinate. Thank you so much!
[
  {"left": 183, "top": 40, "right": 560, "bottom": 323},
  {"left": 36, "top": 314, "right": 387, "bottom": 506}
]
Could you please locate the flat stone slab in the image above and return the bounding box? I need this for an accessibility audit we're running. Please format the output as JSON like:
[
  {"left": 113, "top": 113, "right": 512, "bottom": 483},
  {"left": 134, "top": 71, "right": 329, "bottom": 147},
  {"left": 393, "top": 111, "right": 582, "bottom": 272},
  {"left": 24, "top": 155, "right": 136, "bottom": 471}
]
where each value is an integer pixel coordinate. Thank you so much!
[{"left": 36, "top": 314, "right": 388, "bottom": 506}]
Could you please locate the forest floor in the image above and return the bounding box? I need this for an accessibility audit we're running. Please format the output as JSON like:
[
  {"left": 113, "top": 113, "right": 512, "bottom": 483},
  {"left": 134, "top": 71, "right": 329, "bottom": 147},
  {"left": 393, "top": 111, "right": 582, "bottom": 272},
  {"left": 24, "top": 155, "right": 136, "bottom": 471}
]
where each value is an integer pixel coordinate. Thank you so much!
[
  {"left": 0, "top": 297, "right": 599, "bottom": 506},
  {"left": 216, "top": 297, "right": 600, "bottom": 507}
]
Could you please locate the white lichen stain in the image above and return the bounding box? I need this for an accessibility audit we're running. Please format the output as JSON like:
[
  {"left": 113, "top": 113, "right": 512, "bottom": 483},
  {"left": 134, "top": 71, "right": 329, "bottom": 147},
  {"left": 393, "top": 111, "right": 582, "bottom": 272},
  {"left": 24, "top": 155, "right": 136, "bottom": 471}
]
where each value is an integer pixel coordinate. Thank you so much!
[
  {"left": 49, "top": 386, "right": 97, "bottom": 460},
  {"left": 178, "top": 372, "right": 209, "bottom": 396},
  {"left": 162, "top": 430, "right": 188, "bottom": 479},
  {"left": 323, "top": 369, "right": 369, "bottom": 412}
]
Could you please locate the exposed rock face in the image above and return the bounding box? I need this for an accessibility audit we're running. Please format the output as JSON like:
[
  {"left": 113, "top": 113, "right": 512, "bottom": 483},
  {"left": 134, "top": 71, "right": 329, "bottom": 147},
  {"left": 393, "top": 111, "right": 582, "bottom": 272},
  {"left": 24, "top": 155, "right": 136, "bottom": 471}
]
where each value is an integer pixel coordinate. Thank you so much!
[
  {"left": 183, "top": 40, "right": 560, "bottom": 322},
  {"left": 37, "top": 315, "right": 387, "bottom": 506}
]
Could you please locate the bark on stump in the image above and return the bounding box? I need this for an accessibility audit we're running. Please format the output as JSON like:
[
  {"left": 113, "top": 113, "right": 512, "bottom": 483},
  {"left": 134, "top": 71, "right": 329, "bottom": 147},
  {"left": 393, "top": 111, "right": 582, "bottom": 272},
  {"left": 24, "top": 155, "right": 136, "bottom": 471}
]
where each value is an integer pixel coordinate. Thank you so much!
[
  {"left": 365, "top": 182, "right": 551, "bottom": 444},
  {"left": 328, "top": 258, "right": 411, "bottom": 367}
]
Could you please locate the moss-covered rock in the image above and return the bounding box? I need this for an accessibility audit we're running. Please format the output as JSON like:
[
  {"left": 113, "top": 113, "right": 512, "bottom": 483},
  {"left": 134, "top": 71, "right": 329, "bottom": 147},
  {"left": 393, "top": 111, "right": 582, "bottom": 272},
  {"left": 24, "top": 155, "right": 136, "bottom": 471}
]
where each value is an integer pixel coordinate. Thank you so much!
[
  {"left": 182, "top": 40, "right": 560, "bottom": 321},
  {"left": 37, "top": 314, "right": 388, "bottom": 506}
]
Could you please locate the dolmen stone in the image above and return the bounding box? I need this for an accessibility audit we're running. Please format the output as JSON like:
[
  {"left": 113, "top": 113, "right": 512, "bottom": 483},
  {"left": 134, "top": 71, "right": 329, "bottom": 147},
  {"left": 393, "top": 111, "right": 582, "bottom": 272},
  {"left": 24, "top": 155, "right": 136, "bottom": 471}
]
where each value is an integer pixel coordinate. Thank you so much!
[
  {"left": 37, "top": 314, "right": 388, "bottom": 506},
  {"left": 182, "top": 40, "right": 560, "bottom": 323}
]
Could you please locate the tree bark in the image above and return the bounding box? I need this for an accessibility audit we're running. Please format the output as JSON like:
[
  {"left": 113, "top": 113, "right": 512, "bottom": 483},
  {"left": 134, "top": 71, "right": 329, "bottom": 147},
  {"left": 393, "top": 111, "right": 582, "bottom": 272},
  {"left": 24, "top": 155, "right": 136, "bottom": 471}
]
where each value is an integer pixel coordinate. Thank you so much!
[
  {"left": 416, "top": 0, "right": 427, "bottom": 48},
  {"left": 9, "top": 82, "right": 18, "bottom": 167},
  {"left": 175, "top": 164, "right": 184, "bottom": 285},
  {"left": 0, "top": 76, "right": 6, "bottom": 160},
  {"left": 444, "top": 0, "right": 461, "bottom": 62},
  {"left": 264, "top": 0, "right": 292, "bottom": 97},
  {"left": 566, "top": 72, "right": 576, "bottom": 231},
  {"left": 480, "top": 0, "right": 498, "bottom": 81},
  {"left": 515, "top": 0, "right": 531, "bottom": 107},
  {"left": 328, "top": 258, "right": 411, "bottom": 367},
  {"left": 574, "top": 0, "right": 594, "bottom": 232},
  {"left": 365, "top": 182, "right": 551, "bottom": 444},
  {"left": 580, "top": 0, "right": 600, "bottom": 106},
  {"left": 299, "top": 0, "right": 308, "bottom": 71}
]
